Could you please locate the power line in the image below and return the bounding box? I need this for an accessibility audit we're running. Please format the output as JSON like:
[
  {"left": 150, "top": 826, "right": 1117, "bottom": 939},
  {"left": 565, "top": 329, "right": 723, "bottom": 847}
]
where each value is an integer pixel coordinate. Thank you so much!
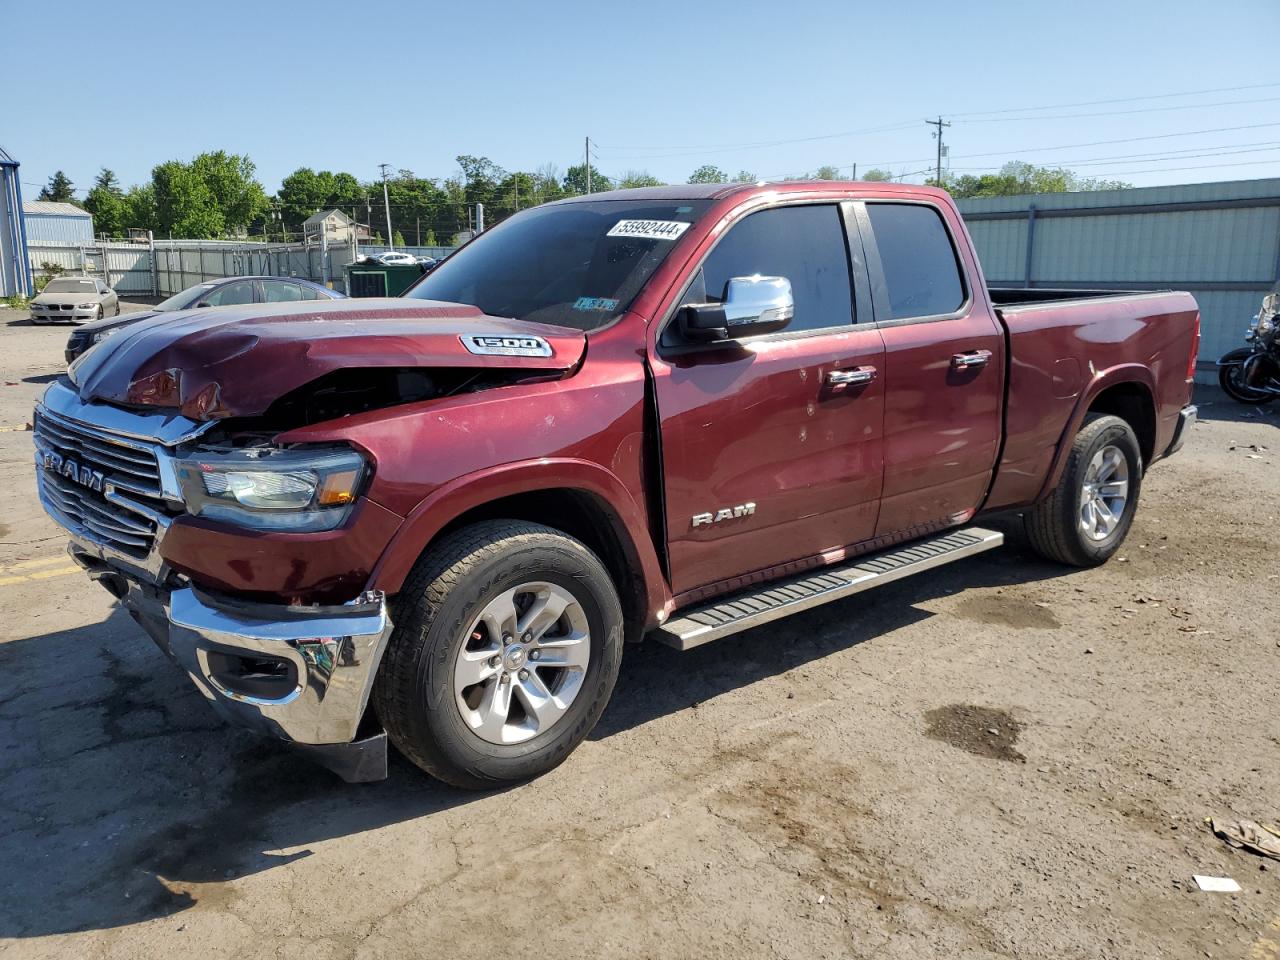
[
  {"left": 594, "top": 84, "right": 1280, "bottom": 160},
  {"left": 948, "top": 81, "right": 1280, "bottom": 117},
  {"left": 863, "top": 122, "right": 1280, "bottom": 167},
  {"left": 964, "top": 95, "right": 1280, "bottom": 124}
]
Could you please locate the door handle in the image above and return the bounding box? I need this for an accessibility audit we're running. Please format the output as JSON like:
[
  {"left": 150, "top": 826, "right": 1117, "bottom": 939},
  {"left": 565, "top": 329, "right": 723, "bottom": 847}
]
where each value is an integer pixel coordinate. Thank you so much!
[
  {"left": 951, "top": 349, "right": 992, "bottom": 370},
  {"left": 827, "top": 366, "right": 876, "bottom": 386}
]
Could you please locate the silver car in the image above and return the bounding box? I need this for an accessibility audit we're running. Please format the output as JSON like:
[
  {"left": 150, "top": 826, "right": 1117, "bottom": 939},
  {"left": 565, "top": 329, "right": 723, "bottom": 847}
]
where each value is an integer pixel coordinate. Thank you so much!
[{"left": 30, "top": 277, "right": 120, "bottom": 324}]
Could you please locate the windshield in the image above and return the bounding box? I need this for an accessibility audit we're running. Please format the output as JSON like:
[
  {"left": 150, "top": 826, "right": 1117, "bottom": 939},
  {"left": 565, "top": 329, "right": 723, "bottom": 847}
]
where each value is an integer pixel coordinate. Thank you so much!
[
  {"left": 154, "top": 282, "right": 218, "bottom": 311},
  {"left": 44, "top": 278, "right": 97, "bottom": 293},
  {"left": 404, "top": 199, "right": 711, "bottom": 331}
]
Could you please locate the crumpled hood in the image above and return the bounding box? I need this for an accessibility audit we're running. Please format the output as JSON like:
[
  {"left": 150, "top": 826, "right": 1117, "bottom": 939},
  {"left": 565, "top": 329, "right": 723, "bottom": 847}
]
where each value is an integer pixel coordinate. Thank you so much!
[{"left": 70, "top": 298, "right": 586, "bottom": 420}]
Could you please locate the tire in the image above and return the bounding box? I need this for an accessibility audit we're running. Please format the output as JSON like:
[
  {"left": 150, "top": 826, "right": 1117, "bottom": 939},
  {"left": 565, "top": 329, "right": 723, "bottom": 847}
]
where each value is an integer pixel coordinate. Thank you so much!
[
  {"left": 1219, "top": 360, "right": 1276, "bottom": 405},
  {"left": 1024, "top": 414, "right": 1143, "bottom": 567},
  {"left": 374, "top": 520, "right": 624, "bottom": 789}
]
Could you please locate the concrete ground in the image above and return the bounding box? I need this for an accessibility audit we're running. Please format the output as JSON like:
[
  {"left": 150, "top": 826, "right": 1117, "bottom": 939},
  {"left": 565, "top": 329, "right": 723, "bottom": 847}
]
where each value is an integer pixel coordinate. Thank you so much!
[{"left": 1, "top": 302, "right": 1277, "bottom": 959}]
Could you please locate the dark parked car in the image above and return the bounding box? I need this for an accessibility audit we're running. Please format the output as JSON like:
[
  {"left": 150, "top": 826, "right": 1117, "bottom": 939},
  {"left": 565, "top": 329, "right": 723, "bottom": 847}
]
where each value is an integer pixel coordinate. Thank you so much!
[{"left": 64, "top": 276, "right": 345, "bottom": 364}]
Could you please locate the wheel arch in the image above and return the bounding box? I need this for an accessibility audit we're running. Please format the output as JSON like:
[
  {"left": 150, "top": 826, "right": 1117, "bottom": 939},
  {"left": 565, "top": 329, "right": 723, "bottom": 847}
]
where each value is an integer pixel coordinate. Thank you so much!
[
  {"left": 368, "top": 459, "right": 670, "bottom": 638},
  {"left": 1037, "top": 365, "right": 1157, "bottom": 502}
]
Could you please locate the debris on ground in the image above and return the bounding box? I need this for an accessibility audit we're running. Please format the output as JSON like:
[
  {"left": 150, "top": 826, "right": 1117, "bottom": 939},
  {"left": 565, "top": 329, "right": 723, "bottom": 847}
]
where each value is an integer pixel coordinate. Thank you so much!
[
  {"left": 1193, "top": 875, "right": 1241, "bottom": 893},
  {"left": 1207, "top": 817, "right": 1280, "bottom": 862}
]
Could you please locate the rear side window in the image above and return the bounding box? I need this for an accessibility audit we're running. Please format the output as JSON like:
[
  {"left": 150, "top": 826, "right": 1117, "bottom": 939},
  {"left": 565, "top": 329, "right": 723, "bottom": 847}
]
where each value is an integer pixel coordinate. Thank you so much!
[
  {"left": 866, "top": 203, "right": 965, "bottom": 320},
  {"left": 203, "top": 280, "right": 255, "bottom": 307},
  {"left": 700, "top": 204, "right": 854, "bottom": 333},
  {"left": 264, "top": 281, "right": 303, "bottom": 302}
]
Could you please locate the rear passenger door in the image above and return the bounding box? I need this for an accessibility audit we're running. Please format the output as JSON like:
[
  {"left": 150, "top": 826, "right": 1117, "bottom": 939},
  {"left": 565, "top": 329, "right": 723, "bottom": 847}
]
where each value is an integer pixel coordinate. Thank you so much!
[
  {"left": 855, "top": 200, "right": 1003, "bottom": 539},
  {"left": 652, "top": 202, "right": 886, "bottom": 598}
]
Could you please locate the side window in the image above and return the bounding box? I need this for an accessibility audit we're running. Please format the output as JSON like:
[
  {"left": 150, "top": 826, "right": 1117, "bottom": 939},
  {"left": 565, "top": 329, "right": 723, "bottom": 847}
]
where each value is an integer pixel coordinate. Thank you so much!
[
  {"left": 203, "top": 280, "right": 255, "bottom": 306},
  {"left": 301, "top": 285, "right": 325, "bottom": 300},
  {"left": 699, "top": 204, "right": 854, "bottom": 333},
  {"left": 264, "top": 281, "right": 303, "bottom": 302},
  {"left": 866, "top": 203, "right": 965, "bottom": 320}
]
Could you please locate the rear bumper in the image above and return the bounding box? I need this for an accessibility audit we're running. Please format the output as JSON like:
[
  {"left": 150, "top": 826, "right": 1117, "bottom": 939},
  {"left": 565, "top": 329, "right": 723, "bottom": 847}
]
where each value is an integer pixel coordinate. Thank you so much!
[
  {"left": 1165, "top": 404, "right": 1197, "bottom": 457},
  {"left": 74, "top": 548, "right": 394, "bottom": 780}
]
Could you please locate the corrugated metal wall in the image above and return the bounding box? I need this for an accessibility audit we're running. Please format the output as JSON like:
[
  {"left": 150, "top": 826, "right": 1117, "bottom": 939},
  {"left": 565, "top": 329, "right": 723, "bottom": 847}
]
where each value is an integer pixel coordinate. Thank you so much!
[
  {"left": 957, "top": 178, "right": 1280, "bottom": 377},
  {"left": 23, "top": 212, "right": 95, "bottom": 246},
  {"left": 0, "top": 150, "right": 30, "bottom": 298}
]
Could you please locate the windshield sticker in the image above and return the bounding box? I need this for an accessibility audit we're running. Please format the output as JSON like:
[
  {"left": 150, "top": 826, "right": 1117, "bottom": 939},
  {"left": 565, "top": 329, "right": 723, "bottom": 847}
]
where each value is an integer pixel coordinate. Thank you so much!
[
  {"left": 572, "top": 296, "right": 620, "bottom": 312},
  {"left": 606, "top": 219, "right": 691, "bottom": 242}
]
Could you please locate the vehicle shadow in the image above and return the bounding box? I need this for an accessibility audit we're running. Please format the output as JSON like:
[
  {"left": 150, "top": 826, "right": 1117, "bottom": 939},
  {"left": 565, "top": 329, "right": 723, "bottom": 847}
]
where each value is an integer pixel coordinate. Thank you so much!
[
  {"left": 0, "top": 517, "right": 1064, "bottom": 939},
  {"left": 595, "top": 518, "right": 1061, "bottom": 739},
  {"left": 1194, "top": 383, "right": 1280, "bottom": 427}
]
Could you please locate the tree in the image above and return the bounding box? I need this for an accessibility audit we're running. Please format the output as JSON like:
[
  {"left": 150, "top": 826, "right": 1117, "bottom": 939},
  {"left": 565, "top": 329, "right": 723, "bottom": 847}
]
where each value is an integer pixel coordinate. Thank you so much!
[
  {"left": 152, "top": 160, "right": 222, "bottom": 238},
  {"left": 38, "top": 170, "right": 76, "bottom": 203},
  {"left": 688, "top": 165, "right": 727, "bottom": 184},
  {"left": 84, "top": 168, "right": 127, "bottom": 237},
  {"left": 945, "top": 161, "right": 1131, "bottom": 199},
  {"left": 123, "top": 184, "right": 156, "bottom": 232},
  {"left": 278, "top": 167, "right": 363, "bottom": 235},
  {"left": 861, "top": 168, "right": 894, "bottom": 182},
  {"left": 392, "top": 229, "right": 406, "bottom": 247},
  {"left": 190, "top": 151, "right": 267, "bottom": 236},
  {"left": 562, "top": 163, "right": 611, "bottom": 194},
  {"left": 733, "top": 170, "right": 757, "bottom": 183},
  {"left": 619, "top": 170, "right": 663, "bottom": 188},
  {"left": 813, "top": 165, "right": 842, "bottom": 181}
]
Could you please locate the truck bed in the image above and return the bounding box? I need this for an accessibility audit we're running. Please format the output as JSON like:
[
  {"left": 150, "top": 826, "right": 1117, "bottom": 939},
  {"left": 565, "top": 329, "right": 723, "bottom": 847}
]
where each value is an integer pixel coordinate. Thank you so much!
[
  {"left": 987, "top": 287, "right": 1165, "bottom": 307},
  {"left": 985, "top": 288, "right": 1200, "bottom": 512}
]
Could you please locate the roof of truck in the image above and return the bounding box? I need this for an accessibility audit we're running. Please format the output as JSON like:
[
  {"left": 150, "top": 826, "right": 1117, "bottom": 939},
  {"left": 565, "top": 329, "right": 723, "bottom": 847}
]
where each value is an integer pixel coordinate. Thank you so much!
[{"left": 554, "top": 180, "right": 947, "bottom": 204}]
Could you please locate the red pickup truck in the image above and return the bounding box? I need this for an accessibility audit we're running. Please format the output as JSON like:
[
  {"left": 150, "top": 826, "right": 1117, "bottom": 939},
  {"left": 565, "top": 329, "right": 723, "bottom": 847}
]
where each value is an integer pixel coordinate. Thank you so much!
[{"left": 35, "top": 182, "right": 1199, "bottom": 787}]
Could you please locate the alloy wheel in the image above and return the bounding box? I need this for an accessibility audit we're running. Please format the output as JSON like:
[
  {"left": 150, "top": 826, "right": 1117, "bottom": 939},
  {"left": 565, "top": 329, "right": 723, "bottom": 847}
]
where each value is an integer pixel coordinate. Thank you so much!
[
  {"left": 1079, "top": 444, "right": 1130, "bottom": 541},
  {"left": 454, "top": 581, "right": 591, "bottom": 745}
]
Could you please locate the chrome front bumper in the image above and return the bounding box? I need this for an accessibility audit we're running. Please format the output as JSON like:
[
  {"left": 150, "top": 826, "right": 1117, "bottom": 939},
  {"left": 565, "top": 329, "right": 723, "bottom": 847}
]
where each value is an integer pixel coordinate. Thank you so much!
[{"left": 73, "top": 550, "right": 394, "bottom": 781}]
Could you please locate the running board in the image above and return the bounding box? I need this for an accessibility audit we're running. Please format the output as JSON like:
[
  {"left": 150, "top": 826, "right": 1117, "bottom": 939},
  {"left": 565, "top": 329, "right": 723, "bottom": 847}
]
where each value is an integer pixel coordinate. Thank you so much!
[{"left": 652, "top": 527, "right": 1004, "bottom": 651}]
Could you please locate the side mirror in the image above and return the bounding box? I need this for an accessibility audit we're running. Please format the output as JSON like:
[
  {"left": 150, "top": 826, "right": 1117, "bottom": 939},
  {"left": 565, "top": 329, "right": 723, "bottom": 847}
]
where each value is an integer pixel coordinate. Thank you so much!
[
  {"left": 680, "top": 276, "right": 794, "bottom": 342},
  {"left": 195, "top": 301, "right": 211, "bottom": 308}
]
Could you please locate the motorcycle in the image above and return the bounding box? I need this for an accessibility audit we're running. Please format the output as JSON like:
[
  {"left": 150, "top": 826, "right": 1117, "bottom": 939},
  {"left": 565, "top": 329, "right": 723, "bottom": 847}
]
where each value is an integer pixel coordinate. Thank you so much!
[{"left": 1218, "top": 284, "right": 1280, "bottom": 404}]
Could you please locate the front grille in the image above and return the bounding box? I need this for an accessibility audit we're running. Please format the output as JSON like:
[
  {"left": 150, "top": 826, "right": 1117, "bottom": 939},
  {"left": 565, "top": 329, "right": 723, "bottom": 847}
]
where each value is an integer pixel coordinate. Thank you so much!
[{"left": 34, "top": 410, "right": 167, "bottom": 559}]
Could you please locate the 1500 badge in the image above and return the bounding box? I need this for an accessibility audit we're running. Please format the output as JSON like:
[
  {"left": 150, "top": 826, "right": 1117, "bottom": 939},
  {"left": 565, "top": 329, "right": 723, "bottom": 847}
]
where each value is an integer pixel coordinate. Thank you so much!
[
  {"left": 692, "top": 502, "right": 756, "bottom": 528},
  {"left": 461, "top": 335, "right": 553, "bottom": 358}
]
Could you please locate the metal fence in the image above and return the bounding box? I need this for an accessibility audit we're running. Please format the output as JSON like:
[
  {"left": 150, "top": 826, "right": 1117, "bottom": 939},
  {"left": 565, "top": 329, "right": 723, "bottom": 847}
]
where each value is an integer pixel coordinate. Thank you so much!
[
  {"left": 25, "top": 234, "right": 456, "bottom": 297},
  {"left": 957, "top": 177, "right": 1280, "bottom": 379}
]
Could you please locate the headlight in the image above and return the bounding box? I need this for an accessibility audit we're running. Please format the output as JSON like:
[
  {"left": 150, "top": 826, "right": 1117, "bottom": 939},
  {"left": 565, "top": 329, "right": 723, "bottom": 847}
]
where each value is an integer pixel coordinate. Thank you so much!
[
  {"left": 92, "top": 327, "right": 122, "bottom": 343},
  {"left": 77, "top": 302, "right": 97, "bottom": 309},
  {"left": 175, "top": 446, "right": 367, "bottom": 532}
]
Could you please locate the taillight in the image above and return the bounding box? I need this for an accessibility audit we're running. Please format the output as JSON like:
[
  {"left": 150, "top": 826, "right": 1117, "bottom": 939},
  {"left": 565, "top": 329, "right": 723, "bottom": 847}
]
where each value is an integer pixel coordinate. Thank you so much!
[{"left": 1186, "top": 313, "right": 1201, "bottom": 380}]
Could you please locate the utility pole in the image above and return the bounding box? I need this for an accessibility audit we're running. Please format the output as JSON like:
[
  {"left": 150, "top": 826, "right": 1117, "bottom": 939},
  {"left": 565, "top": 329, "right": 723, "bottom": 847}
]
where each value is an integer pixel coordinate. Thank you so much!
[
  {"left": 378, "top": 163, "right": 394, "bottom": 248},
  {"left": 585, "top": 136, "right": 592, "bottom": 194},
  {"left": 926, "top": 116, "right": 950, "bottom": 187}
]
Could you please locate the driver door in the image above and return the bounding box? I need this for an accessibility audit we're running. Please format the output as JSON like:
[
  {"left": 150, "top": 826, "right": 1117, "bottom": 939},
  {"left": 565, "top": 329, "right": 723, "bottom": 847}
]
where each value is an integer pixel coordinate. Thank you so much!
[{"left": 650, "top": 203, "right": 886, "bottom": 599}]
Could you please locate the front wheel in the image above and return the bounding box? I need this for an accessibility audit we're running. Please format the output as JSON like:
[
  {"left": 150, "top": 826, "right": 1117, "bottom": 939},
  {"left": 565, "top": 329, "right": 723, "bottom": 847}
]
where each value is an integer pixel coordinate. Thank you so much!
[
  {"left": 374, "top": 520, "right": 624, "bottom": 789},
  {"left": 1024, "top": 414, "right": 1143, "bottom": 567},
  {"left": 1219, "top": 359, "right": 1276, "bottom": 405}
]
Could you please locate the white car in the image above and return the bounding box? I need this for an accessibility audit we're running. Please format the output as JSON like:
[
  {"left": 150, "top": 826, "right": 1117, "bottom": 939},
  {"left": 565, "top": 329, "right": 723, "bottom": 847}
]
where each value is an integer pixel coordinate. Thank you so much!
[
  {"left": 30, "top": 277, "right": 120, "bottom": 324},
  {"left": 364, "top": 251, "right": 418, "bottom": 266}
]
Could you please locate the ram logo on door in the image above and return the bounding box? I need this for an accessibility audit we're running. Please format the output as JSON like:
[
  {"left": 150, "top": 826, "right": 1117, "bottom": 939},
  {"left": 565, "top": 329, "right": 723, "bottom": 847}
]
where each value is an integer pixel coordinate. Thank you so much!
[{"left": 691, "top": 502, "right": 756, "bottom": 528}]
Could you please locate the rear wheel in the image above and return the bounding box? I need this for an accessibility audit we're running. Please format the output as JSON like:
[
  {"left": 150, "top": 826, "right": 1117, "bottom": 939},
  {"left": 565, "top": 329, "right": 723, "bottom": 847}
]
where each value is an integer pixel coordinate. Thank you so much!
[
  {"left": 1219, "top": 360, "right": 1276, "bottom": 404},
  {"left": 374, "top": 520, "right": 624, "bottom": 789},
  {"left": 1025, "top": 414, "right": 1143, "bottom": 567}
]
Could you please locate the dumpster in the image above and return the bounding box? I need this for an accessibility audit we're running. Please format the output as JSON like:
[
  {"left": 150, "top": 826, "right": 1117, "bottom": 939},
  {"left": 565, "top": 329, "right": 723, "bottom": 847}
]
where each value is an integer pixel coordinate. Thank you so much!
[{"left": 344, "top": 261, "right": 428, "bottom": 298}]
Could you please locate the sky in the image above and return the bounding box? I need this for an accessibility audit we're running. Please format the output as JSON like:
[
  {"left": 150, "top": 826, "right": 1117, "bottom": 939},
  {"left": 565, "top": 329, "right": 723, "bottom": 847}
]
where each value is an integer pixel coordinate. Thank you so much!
[{"left": 3, "top": 0, "right": 1279, "bottom": 198}]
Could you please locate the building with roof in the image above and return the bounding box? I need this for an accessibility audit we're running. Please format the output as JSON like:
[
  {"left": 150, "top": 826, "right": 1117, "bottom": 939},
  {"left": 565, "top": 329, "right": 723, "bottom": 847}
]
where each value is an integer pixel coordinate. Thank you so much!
[
  {"left": 0, "top": 145, "right": 32, "bottom": 297},
  {"left": 303, "top": 208, "right": 370, "bottom": 245},
  {"left": 23, "top": 200, "right": 94, "bottom": 246}
]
